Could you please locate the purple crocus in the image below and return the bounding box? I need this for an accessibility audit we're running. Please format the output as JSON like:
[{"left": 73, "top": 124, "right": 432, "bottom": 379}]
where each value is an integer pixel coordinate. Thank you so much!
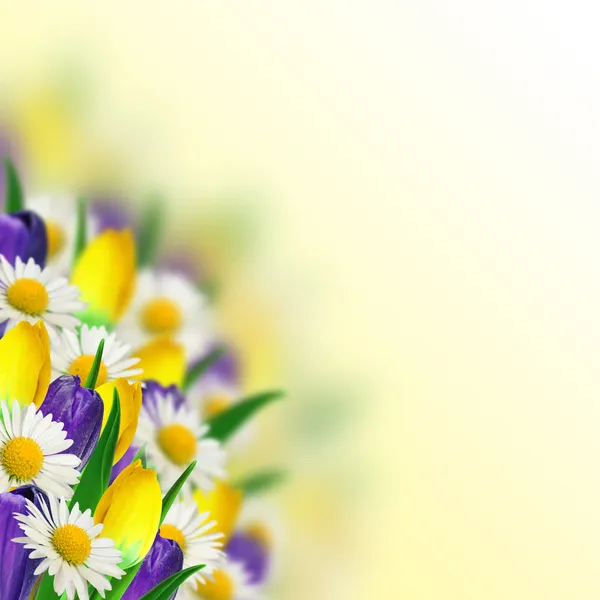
[
  {"left": 143, "top": 380, "right": 187, "bottom": 419},
  {"left": 0, "top": 485, "right": 48, "bottom": 599},
  {"left": 226, "top": 531, "right": 271, "bottom": 585},
  {"left": 0, "top": 210, "right": 48, "bottom": 267},
  {"left": 39, "top": 375, "right": 104, "bottom": 468},
  {"left": 121, "top": 534, "right": 184, "bottom": 600},
  {"left": 90, "top": 197, "right": 136, "bottom": 232}
]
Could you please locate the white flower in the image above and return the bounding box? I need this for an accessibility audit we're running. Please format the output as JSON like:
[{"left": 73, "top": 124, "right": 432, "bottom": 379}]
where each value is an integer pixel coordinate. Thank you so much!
[
  {"left": 179, "top": 559, "right": 264, "bottom": 600},
  {"left": 27, "top": 193, "right": 100, "bottom": 273},
  {"left": 51, "top": 324, "right": 142, "bottom": 386},
  {"left": 135, "top": 387, "right": 226, "bottom": 492},
  {"left": 0, "top": 400, "right": 81, "bottom": 498},
  {"left": 118, "top": 269, "right": 213, "bottom": 359},
  {"left": 161, "top": 499, "right": 225, "bottom": 586},
  {"left": 13, "top": 495, "right": 124, "bottom": 600},
  {"left": 0, "top": 256, "right": 85, "bottom": 336}
]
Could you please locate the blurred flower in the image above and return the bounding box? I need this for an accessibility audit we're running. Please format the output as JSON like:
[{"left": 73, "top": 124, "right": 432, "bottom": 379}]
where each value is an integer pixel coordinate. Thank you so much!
[
  {"left": 90, "top": 197, "right": 136, "bottom": 232},
  {"left": 94, "top": 459, "right": 162, "bottom": 568},
  {"left": 0, "top": 256, "right": 84, "bottom": 335},
  {"left": 14, "top": 494, "right": 124, "bottom": 598},
  {"left": 0, "top": 400, "right": 80, "bottom": 497},
  {"left": 193, "top": 481, "right": 243, "bottom": 545},
  {"left": 0, "top": 210, "right": 48, "bottom": 267},
  {"left": 118, "top": 269, "right": 212, "bottom": 361},
  {"left": 97, "top": 378, "right": 142, "bottom": 463},
  {"left": 51, "top": 324, "right": 142, "bottom": 386},
  {"left": 134, "top": 336, "right": 185, "bottom": 387},
  {"left": 0, "top": 485, "right": 47, "bottom": 600},
  {"left": 71, "top": 229, "right": 136, "bottom": 325},
  {"left": 184, "top": 560, "right": 262, "bottom": 600},
  {"left": 160, "top": 499, "right": 225, "bottom": 588},
  {"left": 226, "top": 530, "right": 270, "bottom": 586},
  {"left": 121, "top": 533, "right": 184, "bottom": 600},
  {"left": 39, "top": 374, "right": 103, "bottom": 467},
  {"left": 136, "top": 383, "right": 226, "bottom": 491},
  {"left": 0, "top": 320, "right": 50, "bottom": 408}
]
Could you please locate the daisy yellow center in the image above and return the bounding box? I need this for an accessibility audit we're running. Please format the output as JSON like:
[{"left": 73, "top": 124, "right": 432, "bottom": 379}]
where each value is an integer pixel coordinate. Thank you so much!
[
  {"left": 51, "top": 524, "right": 92, "bottom": 565},
  {"left": 245, "top": 522, "right": 272, "bottom": 549},
  {"left": 160, "top": 523, "right": 187, "bottom": 551},
  {"left": 68, "top": 355, "right": 109, "bottom": 387},
  {"left": 203, "top": 394, "right": 231, "bottom": 419},
  {"left": 45, "top": 220, "right": 66, "bottom": 259},
  {"left": 6, "top": 278, "right": 49, "bottom": 316},
  {"left": 1, "top": 437, "right": 44, "bottom": 481},
  {"left": 140, "top": 297, "right": 182, "bottom": 335},
  {"left": 157, "top": 424, "right": 197, "bottom": 466},
  {"left": 198, "top": 569, "right": 235, "bottom": 600}
]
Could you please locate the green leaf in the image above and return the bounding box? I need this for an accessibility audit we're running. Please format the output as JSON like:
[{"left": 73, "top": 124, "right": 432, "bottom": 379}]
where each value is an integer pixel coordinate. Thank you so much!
[
  {"left": 137, "top": 198, "right": 163, "bottom": 268},
  {"left": 69, "top": 388, "right": 121, "bottom": 513},
  {"left": 160, "top": 460, "right": 197, "bottom": 525},
  {"left": 206, "top": 390, "right": 284, "bottom": 442},
  {"left": 139, "top": 564, "right": 205, "bottom": 600},
  {"left": 84, "top": 338, "right": 105, "bottom": 389},
  {"left": 182, "top": 346, "right": 225, "bottom": 391},
  {"left": 35, "top": 573, "right": 62, "bottom": 600},
  {"left": 73, "top": 196, "right": 87, "bottom": 266},
  {"left": 103, "top": 563, "right": 142, "bottom": 600},
  {"left": 3, "top": 157, "right": 23, "bottom": 213},
  {"left": 234, "top": 468, "right": 288, "bottom": 496}
]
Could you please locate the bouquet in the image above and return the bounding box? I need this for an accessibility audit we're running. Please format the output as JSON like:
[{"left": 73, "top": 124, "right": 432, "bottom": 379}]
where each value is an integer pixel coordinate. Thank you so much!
[{"left": 0, "top": 157, "right": 284, "bottom": 600}]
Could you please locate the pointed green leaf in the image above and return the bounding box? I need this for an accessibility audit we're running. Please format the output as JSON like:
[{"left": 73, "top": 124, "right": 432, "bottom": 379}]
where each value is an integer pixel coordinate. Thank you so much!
[
  {"left": 205, "top": 390, "right": 284, "bottom": 442},
  {"left": 137, "top": 198, "right": 163, "bottom": 268},
  {"left": 69, "top": 389, "right": 121, "bottom": 512},
  {"left": 234, "top": 468, "right": 288, "bottom": 496},
  {"left": 139, "top": 564, "right": 205, "bottom": 600},
  {"left": 182, "top": 346, "right": 225, "bottom": 391},
  {"left": 160, "top": 460, "right": 197, "bottom": 525},
  {"left": 84, "top": 338, "right": 105, "bottom": 389},
  {"left": 3, "top": 157, "right": 23, "bottom": 213},
  {"left": 73, "top": 196, "right": 87, "bottom": 266}
]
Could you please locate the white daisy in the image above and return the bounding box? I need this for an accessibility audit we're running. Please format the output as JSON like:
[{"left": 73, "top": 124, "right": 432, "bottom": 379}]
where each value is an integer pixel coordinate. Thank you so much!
[
  {"left": 160, "top": 499, "right": 225, "bottom": 587},
  {"left": 0, "top": 400, "right": 81, "bottom": 498},
  {"left": 27, "top": 193, "right": 100, "bottom": 273},
  {"left": 135, "top": 388, "right": 226, "bottom": 492},
  {"left": 179, "top": 559, "right": 264, "bottom": 600},
  {"left": 118, "top": 269, "right": 213, "bottom": 360},
  {"left": 51, "top": 324, "right": 143, "bottom": 387},
  {"left": 13, "top": 495, "right": 124, "bottom": 600},
  {"left": 0, "top": 256, "right": 85, "bottom": 336}
]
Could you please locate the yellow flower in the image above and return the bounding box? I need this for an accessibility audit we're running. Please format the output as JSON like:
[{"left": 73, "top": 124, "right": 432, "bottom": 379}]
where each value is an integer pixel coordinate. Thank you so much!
[
  {"left": 193, "top": 481, "right": 243, "bottom": 544},
  {"left": 134, "top": 337, "right": 185, "bottom": 387},
  {"left": 0, "top": 321, "right": 50, "bottom": 408},
  {"left": 96, "top": 378, "right": 142, "bottom": 464},
  {"left": 94, "top": 460, "right": 161, "bottom": 568},
  {"left": 71, "top": 230, "right": 136, "bottom": 324}
]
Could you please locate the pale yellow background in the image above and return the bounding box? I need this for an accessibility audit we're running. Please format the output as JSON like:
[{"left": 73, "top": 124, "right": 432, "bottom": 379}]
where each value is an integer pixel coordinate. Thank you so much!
[{"left": 3, "top": 1, "right": 600, "bottom": 598}]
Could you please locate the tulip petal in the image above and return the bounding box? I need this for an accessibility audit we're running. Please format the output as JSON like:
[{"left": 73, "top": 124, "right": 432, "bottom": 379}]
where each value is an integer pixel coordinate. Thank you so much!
[{"left": 135, "top": 337, "right": 186, "bottom": 387}]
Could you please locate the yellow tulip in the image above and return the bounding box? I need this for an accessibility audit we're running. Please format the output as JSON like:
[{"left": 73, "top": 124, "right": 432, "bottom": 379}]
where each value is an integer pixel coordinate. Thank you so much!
[
  {"left": 71, "top": 229, "right": 136, "bottom": 324},
  {"left": 94, "top": 460, "right": 161, "bottom": 568},
  {"left": 96, "top": 378, "right": 142, "bottom": 463},
  {"left": 134, "top": 336, "right": 185, "bottom": 387},
  {"left": 0, "top": 321, "right": 50, "bottom": 408},
  {"left": 193, "top": 481, "right": 243, "bottom": 544}
]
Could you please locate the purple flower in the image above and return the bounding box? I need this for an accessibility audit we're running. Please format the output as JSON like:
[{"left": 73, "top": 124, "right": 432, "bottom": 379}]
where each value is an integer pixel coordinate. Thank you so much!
[
  {"left": 0, "top": 210, "right": 48, "bottom": 267},
  {"left": 110, "top": 443, "right": 139, "bottom": 485},
  {"left": 0, "top": 485, "right": 48, "bottom": 599},
  {"left": 226, "top": 531, "right": 271, "bottom": 585},
  {"left": 90, "top": 197, "right": 136, "bottom": 232},
  {"left": 143, "top": 381, "right": 187, "bottom": 423},
  {"left": 121, "top": 534, "right": 184, "bottom": 600},
  {"left": 39, "top": 375, "right": 104, "bottom": 467}
]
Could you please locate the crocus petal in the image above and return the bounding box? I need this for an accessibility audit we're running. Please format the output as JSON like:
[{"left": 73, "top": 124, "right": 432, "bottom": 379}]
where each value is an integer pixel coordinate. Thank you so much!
[
  {"left": 71, "top": 229, "right": 136, "bottom": 324},
  {"left": 0, "top": 210, "right": 48, "bottom": 267},
  {"left": 39, "top": 375, "right": 103, "bottom": 467},
  {"left": 95, "top": 460, "right": 162, "bottom": 568},
  {"left": 0, "top": 485, "right": 48, "bottom": 599},
  {"left": 135, "top": 337, "right": 186, "bottom": 387},
  {"left": 96, "top": 378, "right": 142, "bottom": 464},
  {"left": 0, "top": 321, "right": 51, "bottom": 407},
  {"left": 226, "top": 531, "right": 270, "bottom": 585},
  {"left": 121, "top": 534, "right": 183, "bottom": 600},
  {"left": 193, "top": 481, "right": 243, "bottom": 545}
]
